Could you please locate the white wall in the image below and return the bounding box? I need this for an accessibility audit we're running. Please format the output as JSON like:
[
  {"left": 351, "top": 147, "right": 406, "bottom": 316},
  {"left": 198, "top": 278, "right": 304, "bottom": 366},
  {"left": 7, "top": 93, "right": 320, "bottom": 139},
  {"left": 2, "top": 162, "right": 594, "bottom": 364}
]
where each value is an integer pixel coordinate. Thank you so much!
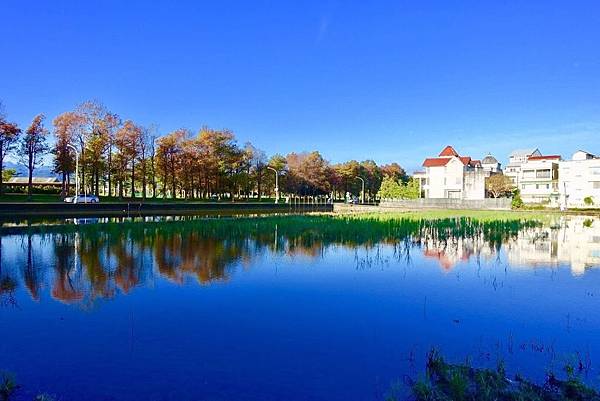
[
  {"left": 518, "top": 159, "right": 559, "bottom": 205},
  {"left": 559, "top": 158, "right": 600, "bottom": 208},
  {"left": 423, "top": 158, "right": 485, "bottom": 200}
]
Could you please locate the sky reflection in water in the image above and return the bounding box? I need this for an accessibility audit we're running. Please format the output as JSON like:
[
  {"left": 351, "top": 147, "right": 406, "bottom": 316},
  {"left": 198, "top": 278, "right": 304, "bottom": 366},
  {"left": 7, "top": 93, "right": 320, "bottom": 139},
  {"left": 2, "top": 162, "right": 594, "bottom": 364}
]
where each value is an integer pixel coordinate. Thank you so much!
[{"left": 1, "top": 215, "right": 600, "bottom": 401}]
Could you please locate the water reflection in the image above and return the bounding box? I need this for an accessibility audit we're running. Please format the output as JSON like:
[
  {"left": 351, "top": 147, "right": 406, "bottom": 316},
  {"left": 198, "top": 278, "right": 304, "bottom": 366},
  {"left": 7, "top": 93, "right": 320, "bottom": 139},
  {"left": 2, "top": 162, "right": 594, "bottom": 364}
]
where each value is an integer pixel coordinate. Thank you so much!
[{"left": 2, "top": 215, "right": 600, "bottom": 307}]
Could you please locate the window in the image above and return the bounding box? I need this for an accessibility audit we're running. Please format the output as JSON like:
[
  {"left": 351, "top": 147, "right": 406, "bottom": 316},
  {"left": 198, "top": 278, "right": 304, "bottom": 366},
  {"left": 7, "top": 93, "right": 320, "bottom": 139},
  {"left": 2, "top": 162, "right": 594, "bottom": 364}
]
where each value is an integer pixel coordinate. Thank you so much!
[
  {"left": 455, "top": 177, "right": 461, "bottom": 185},
  {"left": 593, "top": 182, "right": 600, "bottom": 189},
  {"left": 536, "top": 169, "right": 551, "bottom": 179},
  {"left": 591, "top": 167, "right": 600, "bottom": 175},
  {"left": 523, "top": 169, "right": 535, "bottom": 179}
]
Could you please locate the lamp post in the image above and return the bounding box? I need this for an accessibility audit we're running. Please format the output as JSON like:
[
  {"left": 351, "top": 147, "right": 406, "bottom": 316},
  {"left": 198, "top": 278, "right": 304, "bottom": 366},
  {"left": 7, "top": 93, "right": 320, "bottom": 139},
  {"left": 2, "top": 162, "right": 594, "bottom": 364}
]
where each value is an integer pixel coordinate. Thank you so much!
[
  {"left": 356, "top": 176, "right": 365, "bottom": 204},
  {"left": 67, "top": 144, "right": 79, "bottom": 197},
  {"left": 267, "top": 166, "right": 279, "bottom": 203}
]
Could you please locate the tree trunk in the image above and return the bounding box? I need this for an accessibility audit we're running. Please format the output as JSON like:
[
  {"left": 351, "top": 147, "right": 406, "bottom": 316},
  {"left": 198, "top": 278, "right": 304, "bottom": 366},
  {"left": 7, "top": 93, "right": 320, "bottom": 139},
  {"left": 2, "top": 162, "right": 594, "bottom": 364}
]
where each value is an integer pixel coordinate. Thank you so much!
[
  {"left": 131, "top": 161, "right": 135, "bottom": 199},
  {"left": 171, "top": 160, "right": 176, "bottom": 199},
  {"left": 0, "top": 145, "right": 4, "bottom": 196},
  {"left": 80, "top": 146, "right": 85, "bottom": 193},
  {"left": 27, "top": 155, "right": 34, "bottom": 201},
  {"left": 257, "top": 170, "right": 262, "bottom": 200},
  {"left": 151, "top": 159, "right": 156, "bottom": 198},
  {"left": 95, "top": 167, "right": 100, "bottom": 196},
  {"left": 142, "top": 161, "right": 147, "bottom": 200},
  {"left": 107, "top": 145, "right": 112, "bottom": 197},
  {"left": 61, "top": 172, "right": 67, "bottom": 198}
]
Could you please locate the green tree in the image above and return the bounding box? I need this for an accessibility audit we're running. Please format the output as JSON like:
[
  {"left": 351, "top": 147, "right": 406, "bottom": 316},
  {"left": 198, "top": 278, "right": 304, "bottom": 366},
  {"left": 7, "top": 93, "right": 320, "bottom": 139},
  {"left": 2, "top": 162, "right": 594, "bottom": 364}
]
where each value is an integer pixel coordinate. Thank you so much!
[
  {"left": 377, "top": 176, "right": 420, "bottom": 200},
  {"left": 377, "top": 176, "right": 403, "bottom": 199}
]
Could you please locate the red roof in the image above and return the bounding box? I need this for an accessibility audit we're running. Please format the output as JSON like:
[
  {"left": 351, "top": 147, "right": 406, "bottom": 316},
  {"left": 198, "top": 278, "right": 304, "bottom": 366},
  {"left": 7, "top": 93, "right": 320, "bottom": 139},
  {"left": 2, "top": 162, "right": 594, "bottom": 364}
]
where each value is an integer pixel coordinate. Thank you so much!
[
  {"left": 527, "top": 155, "right": 561, "bottom": 161},
  {"left": 439, "top": 145, "right": 459, "bottom": 157},
  {"left": 423, "top": 158, "right": 451, "bottom": 167},
  {"left": 423, "top": 146, "right": 482, "bottom": 168}
]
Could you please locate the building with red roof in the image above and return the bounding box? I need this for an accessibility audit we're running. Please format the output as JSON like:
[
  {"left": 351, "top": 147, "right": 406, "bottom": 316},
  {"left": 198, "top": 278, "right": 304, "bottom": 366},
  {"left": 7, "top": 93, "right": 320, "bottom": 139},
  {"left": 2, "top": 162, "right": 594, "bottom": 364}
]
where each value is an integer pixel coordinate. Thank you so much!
[
  {"left": 517, "top": 152, "right": 561, "bottom": 205},
  {"left": 420, "top": 146, "right": 486, "bottom": 200}
]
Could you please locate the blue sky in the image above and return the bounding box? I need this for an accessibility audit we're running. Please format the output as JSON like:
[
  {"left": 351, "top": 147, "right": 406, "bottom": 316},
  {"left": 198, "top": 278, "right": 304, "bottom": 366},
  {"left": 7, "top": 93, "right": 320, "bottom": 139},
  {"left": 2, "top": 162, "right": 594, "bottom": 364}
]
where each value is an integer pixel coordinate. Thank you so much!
[{"left": 1, "top": 1, "right": 599, "bottom": 172}]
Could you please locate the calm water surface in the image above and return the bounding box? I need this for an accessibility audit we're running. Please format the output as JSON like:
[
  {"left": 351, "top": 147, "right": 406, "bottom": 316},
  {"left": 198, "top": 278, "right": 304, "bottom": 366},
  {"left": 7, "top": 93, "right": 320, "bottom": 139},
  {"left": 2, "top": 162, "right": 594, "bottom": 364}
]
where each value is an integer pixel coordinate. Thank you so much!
[{"left": 2, "top": 214, "right": 600, "bottom": 400}]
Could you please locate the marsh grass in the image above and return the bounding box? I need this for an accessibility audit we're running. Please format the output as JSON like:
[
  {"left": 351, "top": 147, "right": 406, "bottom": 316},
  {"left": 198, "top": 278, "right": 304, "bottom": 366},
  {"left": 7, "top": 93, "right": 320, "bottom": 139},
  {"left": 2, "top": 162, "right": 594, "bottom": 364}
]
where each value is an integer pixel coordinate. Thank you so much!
[
  {"left": 403, "top": 349, "right": 600, "bottom": 401},
  {"left": 0, "top": 372, "right": 18, "bottom": 401}
]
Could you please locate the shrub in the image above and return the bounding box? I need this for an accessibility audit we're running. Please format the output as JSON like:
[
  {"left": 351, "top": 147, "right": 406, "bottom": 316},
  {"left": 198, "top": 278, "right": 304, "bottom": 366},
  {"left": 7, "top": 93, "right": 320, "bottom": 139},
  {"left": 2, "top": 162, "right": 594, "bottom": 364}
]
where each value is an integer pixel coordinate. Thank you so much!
[
  {"left": 377, "top": 176, "right": 420, "bottom": 200},
  {"left": 584, "top": 196, "right": 594, "bottom": 206},
  {"left": 511, "top": 190, "right": 524, "bottom": 209}
]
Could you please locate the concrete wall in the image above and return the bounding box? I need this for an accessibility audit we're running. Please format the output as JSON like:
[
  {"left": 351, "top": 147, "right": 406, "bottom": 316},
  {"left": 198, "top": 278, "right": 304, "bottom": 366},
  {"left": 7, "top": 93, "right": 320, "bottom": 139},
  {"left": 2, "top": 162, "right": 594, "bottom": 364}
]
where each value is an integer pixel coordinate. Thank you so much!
[
  {"left": 463, "top": 169, "right": 486, "bottom": 200},
  {"left": 379, "top": 198, "right": 512, "bottom": 210}
]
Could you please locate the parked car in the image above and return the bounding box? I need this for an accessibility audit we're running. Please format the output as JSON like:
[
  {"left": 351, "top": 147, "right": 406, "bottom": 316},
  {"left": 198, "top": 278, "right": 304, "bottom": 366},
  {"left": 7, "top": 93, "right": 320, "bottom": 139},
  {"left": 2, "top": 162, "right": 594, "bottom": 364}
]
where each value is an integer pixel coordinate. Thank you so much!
[
  {"left": 63, "top": 196, "right": 74, "bottom": 203},
  {"left": 70, "top": 194, "right": 100, "bottom": 204}
]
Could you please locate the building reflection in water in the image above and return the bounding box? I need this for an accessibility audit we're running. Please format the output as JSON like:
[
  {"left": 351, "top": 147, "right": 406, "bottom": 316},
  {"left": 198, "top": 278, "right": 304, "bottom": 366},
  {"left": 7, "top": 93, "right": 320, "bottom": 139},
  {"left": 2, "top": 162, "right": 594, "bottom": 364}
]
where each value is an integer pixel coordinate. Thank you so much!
[
  {"left": 418, "top": 216, "right": 600, "bottom": 275},
  {"left": 1, "top": 216, "right": 599, "bottom": 306},
  {"left": 505, "top": 216, "right": 600, "bottom": 276}
]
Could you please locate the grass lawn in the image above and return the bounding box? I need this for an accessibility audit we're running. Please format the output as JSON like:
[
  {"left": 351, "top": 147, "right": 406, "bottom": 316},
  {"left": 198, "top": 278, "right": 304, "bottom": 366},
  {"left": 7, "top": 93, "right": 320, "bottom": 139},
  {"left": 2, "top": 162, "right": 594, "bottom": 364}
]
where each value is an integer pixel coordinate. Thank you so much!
[{"left": 0, "top": 193, "right": 63, "bottom": 203}]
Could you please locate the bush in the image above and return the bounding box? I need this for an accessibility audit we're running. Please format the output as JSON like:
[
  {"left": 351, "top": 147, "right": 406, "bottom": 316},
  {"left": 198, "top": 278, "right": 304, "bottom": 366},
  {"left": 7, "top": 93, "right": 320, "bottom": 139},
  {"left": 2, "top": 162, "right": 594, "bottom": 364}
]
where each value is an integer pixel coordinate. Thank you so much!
[
  {"left": 584, "top": 196, "right": 594, "bottom": 206},
  {"left": 377, "top": 176, "right": 420, "bottom": 200},
  {"left": 511, "top": 190, "right": 524, "bottom": 209}
]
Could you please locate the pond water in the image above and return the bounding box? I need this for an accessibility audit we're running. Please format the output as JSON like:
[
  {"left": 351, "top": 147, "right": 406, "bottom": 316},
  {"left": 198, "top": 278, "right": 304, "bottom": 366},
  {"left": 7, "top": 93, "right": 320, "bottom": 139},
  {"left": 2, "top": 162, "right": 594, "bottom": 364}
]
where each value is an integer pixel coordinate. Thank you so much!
[{"left": 2, "top": 214, "right": 600, "bottom": 400}]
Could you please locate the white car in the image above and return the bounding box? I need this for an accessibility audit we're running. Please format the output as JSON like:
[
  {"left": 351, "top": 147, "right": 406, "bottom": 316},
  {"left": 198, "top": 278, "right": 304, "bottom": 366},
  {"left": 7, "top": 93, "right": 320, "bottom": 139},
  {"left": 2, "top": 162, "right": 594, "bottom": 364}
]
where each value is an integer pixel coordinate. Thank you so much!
[{"left": 70, "top": 194, "right": 100, "bottom": 204}]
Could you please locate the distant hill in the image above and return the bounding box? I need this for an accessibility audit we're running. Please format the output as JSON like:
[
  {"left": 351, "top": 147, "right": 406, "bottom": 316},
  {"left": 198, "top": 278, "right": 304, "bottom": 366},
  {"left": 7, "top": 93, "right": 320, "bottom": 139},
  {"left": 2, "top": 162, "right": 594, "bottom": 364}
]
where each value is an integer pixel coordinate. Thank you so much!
[{"left": 3, "top": 162, "right": 57, "bottom": 178}]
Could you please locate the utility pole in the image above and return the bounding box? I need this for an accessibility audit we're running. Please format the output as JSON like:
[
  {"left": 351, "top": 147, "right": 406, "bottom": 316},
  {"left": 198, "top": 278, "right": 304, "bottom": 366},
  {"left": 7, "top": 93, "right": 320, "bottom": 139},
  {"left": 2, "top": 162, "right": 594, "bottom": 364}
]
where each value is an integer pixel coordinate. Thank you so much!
[
  {"left": 356, "top": 176, "right": 365, "bottom": 204},
  {"left": 267, "top": 166, "right": 279, "bottom": 203}
]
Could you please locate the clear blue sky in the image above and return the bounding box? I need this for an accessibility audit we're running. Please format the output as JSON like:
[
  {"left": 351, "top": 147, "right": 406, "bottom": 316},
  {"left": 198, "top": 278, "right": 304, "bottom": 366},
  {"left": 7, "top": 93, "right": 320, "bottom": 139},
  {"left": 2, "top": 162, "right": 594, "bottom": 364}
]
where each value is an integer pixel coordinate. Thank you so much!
[{"left": 1, "top": 1, "right": 599, "bottom": 172}]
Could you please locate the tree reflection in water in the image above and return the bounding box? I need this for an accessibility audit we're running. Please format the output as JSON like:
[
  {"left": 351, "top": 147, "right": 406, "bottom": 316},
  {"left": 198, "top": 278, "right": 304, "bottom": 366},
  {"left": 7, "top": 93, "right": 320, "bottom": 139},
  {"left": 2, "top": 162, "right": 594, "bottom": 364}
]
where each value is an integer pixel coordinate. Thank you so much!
[{"left": 0, "top": 215, "right": 544, "bottom": 306}]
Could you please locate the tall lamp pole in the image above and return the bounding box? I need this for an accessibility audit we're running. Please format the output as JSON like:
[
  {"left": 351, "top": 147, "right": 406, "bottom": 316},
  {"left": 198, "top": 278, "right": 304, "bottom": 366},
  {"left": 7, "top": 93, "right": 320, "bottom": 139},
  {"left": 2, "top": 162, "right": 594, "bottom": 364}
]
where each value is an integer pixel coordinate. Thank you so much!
[
  {"left": 267, "top": 166, "right": 279, "bottom": 203},
  {"left": 356, "top": 176, "right": 365, "bottom": 204},
  {"left": 67, "top": 144, "right": 79, "bottom": 197}
]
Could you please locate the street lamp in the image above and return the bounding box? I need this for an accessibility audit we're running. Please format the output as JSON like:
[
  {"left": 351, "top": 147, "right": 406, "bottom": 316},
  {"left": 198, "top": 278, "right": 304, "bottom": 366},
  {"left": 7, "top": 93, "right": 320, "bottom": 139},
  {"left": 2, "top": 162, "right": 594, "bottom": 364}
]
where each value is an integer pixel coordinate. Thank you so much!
[
  {"left": 356, "top": 176, "right": 365, "bottom": 204},
  {"left": 267, "top": 166, "right": 279, "bottom": 203},
  {"left": 67, "top": 144, "right": 79, "bottom": 197}
]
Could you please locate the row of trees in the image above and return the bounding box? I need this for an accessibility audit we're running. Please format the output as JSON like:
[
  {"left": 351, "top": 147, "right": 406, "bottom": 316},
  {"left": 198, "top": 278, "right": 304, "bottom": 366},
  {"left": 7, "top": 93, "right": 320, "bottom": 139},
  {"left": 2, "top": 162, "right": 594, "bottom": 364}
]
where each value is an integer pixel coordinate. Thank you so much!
[{"left": 1, "top": 100, "right": 411, "bottom": 201}]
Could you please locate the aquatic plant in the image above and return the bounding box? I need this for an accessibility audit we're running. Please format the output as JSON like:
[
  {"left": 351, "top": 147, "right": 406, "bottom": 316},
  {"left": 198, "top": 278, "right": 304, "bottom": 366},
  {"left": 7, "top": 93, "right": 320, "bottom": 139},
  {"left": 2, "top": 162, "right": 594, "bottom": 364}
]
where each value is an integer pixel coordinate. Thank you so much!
[
  {"left": 0, "top": 371, "right": 18, "bottom": 401},
  {"left": 407, "top": 350, "right": 600, "bottom": 401}
]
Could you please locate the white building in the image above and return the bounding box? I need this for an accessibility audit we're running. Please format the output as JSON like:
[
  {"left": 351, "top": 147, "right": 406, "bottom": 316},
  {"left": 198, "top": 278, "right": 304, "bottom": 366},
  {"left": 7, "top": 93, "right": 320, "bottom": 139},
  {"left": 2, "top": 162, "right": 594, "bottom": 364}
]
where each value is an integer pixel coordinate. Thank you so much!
[
  {"left": 481, "top": 154, "right": 502, "bottom": 175},
  {"left": 505, "top": 148, "right": 541, "bottom": 185},
  {"left": 420, "top": 146, "right": 486, "bottom": 200},
  {"left": 559, "top": 150, "right": 600, "bottom": 208},
  {"left": 518, "top": 155, "right": 560, "bottom": 205}
]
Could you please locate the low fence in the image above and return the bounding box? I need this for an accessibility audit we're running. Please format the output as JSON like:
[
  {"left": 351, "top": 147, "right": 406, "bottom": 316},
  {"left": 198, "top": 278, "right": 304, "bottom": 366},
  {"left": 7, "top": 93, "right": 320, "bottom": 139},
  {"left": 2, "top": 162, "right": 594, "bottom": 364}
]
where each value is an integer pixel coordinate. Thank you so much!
[
  {"left": 379, "top": 198, "right": 512, "bottom": 210},
  {"left": 0, "top": 202, "right": 333, "bottom": 218}
]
